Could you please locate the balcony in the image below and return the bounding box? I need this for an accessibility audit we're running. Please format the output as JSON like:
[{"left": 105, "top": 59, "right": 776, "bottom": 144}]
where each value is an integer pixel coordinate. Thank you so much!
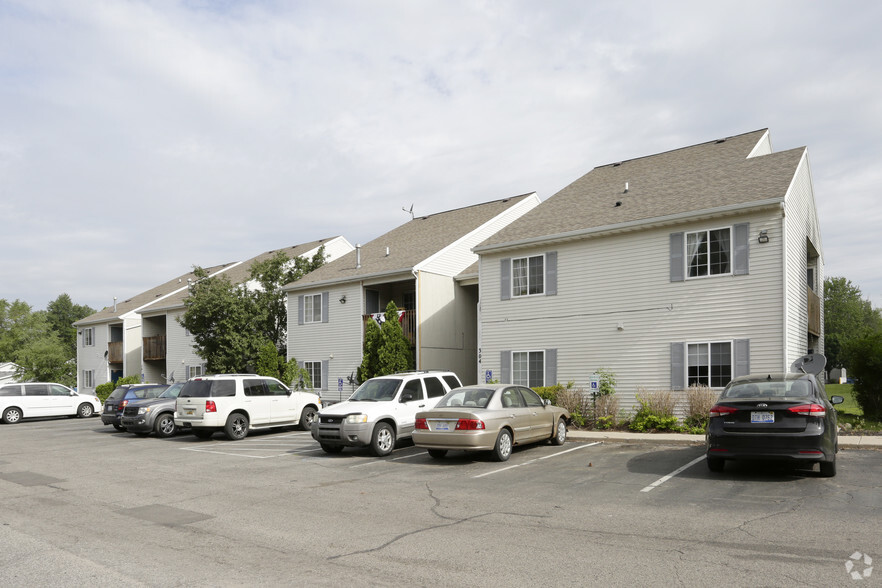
[
  {"left": 807, "top": 286, "right": 821, "bottom": 336},
  {"left": 107, "top": 341, "right": 123, "bottom": 364},
  {"left": 363, "top": 311, "right": 416, "bottom": 346},
  {"left": 143, "top": 335, "right": 167, "bottom": 361}
]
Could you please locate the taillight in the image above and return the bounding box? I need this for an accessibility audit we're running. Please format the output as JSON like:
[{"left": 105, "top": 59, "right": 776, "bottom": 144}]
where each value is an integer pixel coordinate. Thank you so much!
[
  {"left": 415, "top": 418, "right": 428, "bottom": 430},
  {"left": 709, "top": 405, "right": 738, "bottom": 418},
  {"left": 120, "top": 400, "right": 128, "bottom": 409},
  {"left": 205, "top": 400, "right": 217, "bottom": 413},
  {"left": 788, "top": 404, "right": 826, "bottom": 417},
  {"left": 455, "top": 419, "right": 485, "bottom": 430}
]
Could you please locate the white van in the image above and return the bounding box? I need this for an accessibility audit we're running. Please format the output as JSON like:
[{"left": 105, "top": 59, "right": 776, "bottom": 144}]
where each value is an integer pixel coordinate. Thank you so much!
[{"left": 0, "top": 383, "right": 102, "bottom": 424}]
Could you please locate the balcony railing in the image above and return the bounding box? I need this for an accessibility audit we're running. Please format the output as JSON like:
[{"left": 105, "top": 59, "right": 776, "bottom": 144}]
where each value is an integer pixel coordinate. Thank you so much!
[
  {"left": 143, "top": 335, "right": 167, "bottom": 361},
  {"left": 107, "top": 341, "right": 123, "bottom": 364},
  {"left": 807, "top": 286, "right": 821, "bottom": 336},
  {"left": 363, "top": 311, "right": 416, "bottom": 346}
]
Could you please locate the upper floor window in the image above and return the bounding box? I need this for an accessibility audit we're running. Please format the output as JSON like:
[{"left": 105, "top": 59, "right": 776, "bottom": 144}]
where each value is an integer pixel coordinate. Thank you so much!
[
  {"left": 304, "top": 294, "right": 322, "bottom": 323},
  {"left": 687, "top": 228, "right": 730, "bottom": 278},
  {"left": 512, "top": 255, "right": 544, "bottom": 296},
  {"left": 83, "top": 328, "right": 94, "bottom": 347}
]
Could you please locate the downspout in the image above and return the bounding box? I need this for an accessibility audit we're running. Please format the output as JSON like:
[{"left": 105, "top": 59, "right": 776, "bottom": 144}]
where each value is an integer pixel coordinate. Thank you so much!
[
  {"left": 780, "top": 201, "right": 789, "bottom": 372},
  {"left": 412, "top": 269, "right": 420, "bottom": 370}
]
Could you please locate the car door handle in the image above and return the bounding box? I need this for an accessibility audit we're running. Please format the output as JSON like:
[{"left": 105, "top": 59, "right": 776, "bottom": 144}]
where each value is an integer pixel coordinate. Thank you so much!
[{"left": 418, "top": 404, "right": 425, "bottom": 408}]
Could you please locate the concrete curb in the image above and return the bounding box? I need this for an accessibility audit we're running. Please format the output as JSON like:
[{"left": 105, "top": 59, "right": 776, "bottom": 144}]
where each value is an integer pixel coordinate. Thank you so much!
[{"left": 568, "top": 429, "right": 882, "bottom": 449}]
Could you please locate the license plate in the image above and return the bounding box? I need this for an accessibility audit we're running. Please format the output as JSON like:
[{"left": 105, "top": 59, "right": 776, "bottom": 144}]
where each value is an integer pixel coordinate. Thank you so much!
[
  {"left": 751, "top": 411, "right": 774, "bottom": 423},
  {"left": 185, "top": 409, "right": 195, "bottom": 416},
  {"left": 434, "top": 422, "right": 450, "bottom": 431}
]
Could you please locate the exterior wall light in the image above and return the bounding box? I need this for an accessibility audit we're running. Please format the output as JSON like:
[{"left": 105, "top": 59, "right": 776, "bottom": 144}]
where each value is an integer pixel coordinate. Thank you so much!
[
  {"left": 339, "top": 295, "right": 346, "bottom": 304},
  {"left": 758, "top": 230, "right": 769, "bottom": 244}
]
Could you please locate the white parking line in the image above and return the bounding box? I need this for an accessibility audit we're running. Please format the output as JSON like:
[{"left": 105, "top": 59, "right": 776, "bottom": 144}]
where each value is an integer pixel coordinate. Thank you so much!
[
  {"left": 471, "top": 442, "right": 602, "bottom": 479},
  {"left": 640, "top": 455, "right": 706, "bottom": 493},
  {"left": 349, "top": 452, "right": 427, "bottom": 468}
]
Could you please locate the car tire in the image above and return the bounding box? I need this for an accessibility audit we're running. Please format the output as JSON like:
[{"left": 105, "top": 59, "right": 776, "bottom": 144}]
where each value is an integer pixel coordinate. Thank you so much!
[
  {"left": 320, "top": 443, "right": 344, "bottom": 454},
  {"left": 551, "top": 418, "right": 567, "bottom": 445},
  {"left": 299, "top": 406, "right": 317, "bottom": 431},
  {"left": 820, "top": 457, "right": 836, "bottom": 477},
  {"left": 370, "top": 422, "right": 395, "bottom": 457},
  {"left": 2, "top": 406, "right": 22, "bottom": 424},
  {"left": 492, "top": 429, "right": 513, "bottom": 462},
  {"left": 224, "top": 413, "right": 249, "bottom": 441},
  {"left": 77, "top": 403, "right": 94, "bottom": 418},
  {"left": 193, "top": 429, "right": 214, "bottom": 439},
  {"left": 706, "top": 456, "right": 725, "bottom": 472},
  {"left": 112, "top": 423, "right": 126, "bottom": 432},
  {"left": 154, "top": 413, "right": 177, "bottom": 438}
]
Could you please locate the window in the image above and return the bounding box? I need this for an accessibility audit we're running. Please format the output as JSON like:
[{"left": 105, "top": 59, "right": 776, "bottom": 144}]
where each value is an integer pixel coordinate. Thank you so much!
[
  {"left": 83, "top": 328, "right": 94, "bottom": 347},
  {"left": 265, "top": 379, "right": 289, "bottom": 396},
  {"left": 305, "top": 361, "right": 322, "bottom": 390},
  {"left": 244, "top": 379, "right": 266, "bottom": 396},
  {"left": 512, "top": 255, "right": 544, "bottom": 296},
  {"left": 687, "top": 228, "right": 731, "bottom": 278},
  {"left": 82, "top": 370, "right": 94, "bottom": 388},
  {"left": 519, "top": 387, "right": 544, "bottom": 407},
  {"left": 512, "top": 351, "right": 545, "bottom": 388},
  {"left": 424, "top": 377, "right": 445, "bottom": 398},
  {"left": 687, "top": 342, "right": 732, "bottom": 388},
  {"left": 187, "top": 365, "right": 203, "bottom": 379},
  {"left": 304, "top": 294, "right": 322, "bottom": 323},
  {"left": 400, "top": 379, "right": 423, "bottom": 402},
  {"left": 25, "top": 384, "right": 49, "bottom": 396}
]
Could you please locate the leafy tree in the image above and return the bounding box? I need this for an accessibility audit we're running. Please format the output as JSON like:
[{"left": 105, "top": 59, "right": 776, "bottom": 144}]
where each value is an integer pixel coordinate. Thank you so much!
[
  {"left": 15, "top": 336, "right": 75, "bottom": 386},
  {"left": 256, "top": 340, "right": 286, "bottom": 380},
  {"left": 44, "top": 294, "right": 95, "bottom": 356},
  {"left": 180, "top": 248, "right": 326, "bottom": 374},
  {"left": 846, "top": 332, "right": 882, "bottom": 420},
  {"left": 282, "top": 358, "right": 312, "bottom": 390},
  {"left": 358, "top": 301, "right": 413, "bottom": 381},
  {"left": 0, "top": 299, "right": 49, "bottom": 362},
  {"left": 357, "top": 319, "right": 382, "bottom": 382},
  {"left": 824, "top": 277, "right": 882, "bottom": 369}
]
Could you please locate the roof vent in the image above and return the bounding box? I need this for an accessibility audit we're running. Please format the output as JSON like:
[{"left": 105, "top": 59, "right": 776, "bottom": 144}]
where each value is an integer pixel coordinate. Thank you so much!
[
  {"left": 613, "top": 162, "right": 622, "bottom": 167},
  {"left": 624, "top": 182, "right": 629, "bottom": 193},
  {"left": 355, "top": 244, "right": 362, "bottom": 269},
  {"left": 615, "top": 201, "right": 622, "bottom": 207},
  {"left": 715, "top": 139, "right": 726, "bottom": 144}
]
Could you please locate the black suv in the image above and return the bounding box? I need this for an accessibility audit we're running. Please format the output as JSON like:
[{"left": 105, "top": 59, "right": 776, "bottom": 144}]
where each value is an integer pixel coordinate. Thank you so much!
[{"left": 101, "top": 384, "right": 168, "bottom": 431}]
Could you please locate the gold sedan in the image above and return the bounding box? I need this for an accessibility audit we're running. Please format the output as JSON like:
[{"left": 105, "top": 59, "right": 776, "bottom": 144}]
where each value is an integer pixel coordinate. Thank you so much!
[{"left": 413, "top": 384, "right": 571, "bottom": 462}]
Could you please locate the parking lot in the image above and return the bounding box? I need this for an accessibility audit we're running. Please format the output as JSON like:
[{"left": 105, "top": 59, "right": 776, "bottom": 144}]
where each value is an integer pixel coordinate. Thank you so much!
[{"left": 1, "top": 417, "right": 880, "bottom": 586}]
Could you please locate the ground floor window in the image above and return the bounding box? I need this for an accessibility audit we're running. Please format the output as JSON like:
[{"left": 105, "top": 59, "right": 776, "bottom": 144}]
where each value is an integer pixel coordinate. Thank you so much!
[
  {"left": 512, "top": 351, "right": 544, "bottom": 388},
  {"left": 82, "top": 370, "right": 94, "bottom": 388},
  {"left": 187, "top": 365, "right": 203, "bottom": 379},
  {"left": 688, "top": 342, "right": 732, "bottom": 387},
  {"left": 305, "top": 361, "right": 322, "bottom": 390}
]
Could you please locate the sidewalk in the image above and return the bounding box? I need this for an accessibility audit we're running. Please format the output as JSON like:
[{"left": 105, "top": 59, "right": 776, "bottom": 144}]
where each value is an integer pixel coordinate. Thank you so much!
[{"left": 569, "top": 429, "right": 882, "bottom": 449}]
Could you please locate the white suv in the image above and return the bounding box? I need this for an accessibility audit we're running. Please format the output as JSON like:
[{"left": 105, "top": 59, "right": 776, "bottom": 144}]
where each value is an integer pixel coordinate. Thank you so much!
[
  {"left": 312, "top": 371, "right": 462, "bottom": 456},
  {"left": 174, "top": 374, "right": 322, "bottom": 440}
]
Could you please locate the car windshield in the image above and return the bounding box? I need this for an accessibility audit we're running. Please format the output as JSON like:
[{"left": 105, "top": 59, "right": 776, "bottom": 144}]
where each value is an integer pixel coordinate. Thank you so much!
[
  {"left": 350, "top": 379, "right": 400, "bottom": 401},
  {"left": 436, "top": 388, "right": 494, "bottom": 409},
  {"left": 159, "top": 383, "right": 184, "bottom": 399},
  {"left": 722, "top": 379, "right": 813, "bottom": 399}
]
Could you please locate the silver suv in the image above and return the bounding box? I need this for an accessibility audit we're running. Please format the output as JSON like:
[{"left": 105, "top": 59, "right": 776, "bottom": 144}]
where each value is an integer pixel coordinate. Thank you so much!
[
  {"left": 312, "top": 371, "right": 462, "bottom": 456},
  {"left": 175, "top": 374, "right": 322, "bottom": 441}
]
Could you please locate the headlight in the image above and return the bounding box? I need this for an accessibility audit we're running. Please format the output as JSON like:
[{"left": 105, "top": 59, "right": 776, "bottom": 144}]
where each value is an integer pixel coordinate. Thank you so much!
[
  {"left": 138, "top": 407, "right": 151, "bottom": 415},
  {"left": 346, "top": 414, "right": 368, "bottom": 424}
]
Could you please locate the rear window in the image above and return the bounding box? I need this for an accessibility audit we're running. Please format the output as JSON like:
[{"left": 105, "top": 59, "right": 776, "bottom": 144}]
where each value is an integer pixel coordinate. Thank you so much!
[
  {"left": 437, "top": 388, "right": 493, "bottom": 409},
  {"left": 722, "top": 379, "right": 814, "bottom": 399},
  {"left": 442, "top": 375, "right": 462, "bottom": 389},
  {"left": 180, "top": 379, "right": 236, "bottom": 398},
  {"left": 0, "top": 385, "right": 21, "bottom": 397},
  {"left": 424, "top": 377, "right": 446, "bottom": 398},
  {"left": 108, "top": 387, "right": 128, "bottom": 401}
]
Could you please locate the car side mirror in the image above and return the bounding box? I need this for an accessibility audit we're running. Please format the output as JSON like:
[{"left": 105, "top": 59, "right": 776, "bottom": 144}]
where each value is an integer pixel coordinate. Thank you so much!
[
  {"left": 830, "top": 395, "right": 844, "bottom": 405},
  {"left": 544, "top": 399, "right": 551, "bottom": 406},
  {"left": 400, "top": 392, "right": 414, "bottom": 403}
]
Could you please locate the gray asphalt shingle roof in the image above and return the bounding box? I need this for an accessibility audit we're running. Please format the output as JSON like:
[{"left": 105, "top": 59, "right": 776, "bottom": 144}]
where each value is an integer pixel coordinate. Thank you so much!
[
  {"left": 477, "top": 129, "right": 805, "bottom": 251},
  {"left": 287, "top": 194, "right": 534, "bottom": 288}
]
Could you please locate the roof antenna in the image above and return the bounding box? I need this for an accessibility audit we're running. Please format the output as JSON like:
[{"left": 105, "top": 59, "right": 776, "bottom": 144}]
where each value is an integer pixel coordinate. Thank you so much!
[{"left": 402, "top": 204, "right": 414, "bottom": 219}]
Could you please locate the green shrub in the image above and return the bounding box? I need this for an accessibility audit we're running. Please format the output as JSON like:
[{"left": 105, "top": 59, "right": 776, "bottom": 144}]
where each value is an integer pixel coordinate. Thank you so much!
[
  {"left": 534, "top": 383, "right": 569, "bottom": 405},
  {"left": 95, "top": 382, "right": 115, "bottom": 402},
  {"left": 629, "top": 412, "right": 680, "bottom": 432},
  {"left": 629, "top": 388, "right": 680, "bottom": 432},
  {"left": 847, "top": 332, "right": 882, "bottom": 420},
  {"left": 683, "top": 385, "right": 717, "bottom": 431}
]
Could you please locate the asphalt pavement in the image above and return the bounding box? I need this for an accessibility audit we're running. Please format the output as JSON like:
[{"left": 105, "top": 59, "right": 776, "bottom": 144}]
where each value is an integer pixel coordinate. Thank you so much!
[{"left": 569, "top": 428, "right": 882, "bottom": 447}]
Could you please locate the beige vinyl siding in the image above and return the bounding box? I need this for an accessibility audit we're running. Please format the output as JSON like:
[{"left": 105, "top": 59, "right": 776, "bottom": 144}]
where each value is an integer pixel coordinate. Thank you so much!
[
  {"left": 287, "top": 285, "right": 364, "bottom": 403},
  {"left": 418, "top": 193, "right": 541, "bottom": 277},
  {"left": 479, "top": 210, "right": 785, "bottom": 415},
  {"left": 782, "top": 152, "right": 824, "bottom": 364},
  {"left": 417, "top": 271, "right": 478, "bottom": 384}
]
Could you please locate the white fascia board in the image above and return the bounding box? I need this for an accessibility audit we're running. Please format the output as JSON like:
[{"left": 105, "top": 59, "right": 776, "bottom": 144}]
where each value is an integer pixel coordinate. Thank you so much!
[
  {"left": 472, "top": 198, "right": 783, "bottom": 255},
  {"left": 283, "top": 268, "right": 415, "bottom": 292},
  {"left": 413, "top": 193, "right": 540, "bottom": 274}
]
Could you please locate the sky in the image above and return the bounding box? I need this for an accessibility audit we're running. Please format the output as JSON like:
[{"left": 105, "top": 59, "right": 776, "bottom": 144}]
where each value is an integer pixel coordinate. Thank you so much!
[{"left": 2, "top": 0, "right": 881, "bottom": 313}]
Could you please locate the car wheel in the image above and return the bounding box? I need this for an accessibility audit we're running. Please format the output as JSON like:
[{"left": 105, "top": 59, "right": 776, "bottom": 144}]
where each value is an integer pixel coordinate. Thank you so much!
[
  {"left": 193, "top": 429, "right": 214, "bottom": 439},
  {"left": 321, "top": 443, "right": 344, "bottom": 454},
  {"left": 492, "top": 429, "right": 513, "bottom": 462},
  {"left": 427, "top": 449, "right": 447, "bottom": 459},
  {"left": 299, "top": 406, "right": 317, "bottom": 431},
  {"left": 820, "top": 457, "right": 836, "bottom": 477},
  {"left": 2, "top": 406, "right": 22, "bottom": 424},
  {"left": 706, "top": 456, "right": 725, "bottom": 472},
  {"left": 224, "top": 413, "right": 249, "bottom": 441},
  {"left": 551, "top": 418, "right": 567, "bottom": 446},
  {"left": 370, "top": 422, "right": 395, "bottom": 457},
  {"left": 77, "top": 403, "right": 94, "bottom": 418},
  {"left": 112, "top": 423, "right": 126, "bottom": 431},
  {"left": 153, "top": 413, "right": 177, "bottom": 438}
]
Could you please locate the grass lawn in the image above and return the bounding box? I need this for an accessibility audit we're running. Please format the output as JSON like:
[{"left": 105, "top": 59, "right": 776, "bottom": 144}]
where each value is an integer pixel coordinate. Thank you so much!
[{"left": 827, "top": 383, "right": 882, "bottom": 433}]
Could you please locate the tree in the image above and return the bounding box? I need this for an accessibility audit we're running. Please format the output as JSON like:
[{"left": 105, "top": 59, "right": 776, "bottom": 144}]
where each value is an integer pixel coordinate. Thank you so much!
[
  {"left": 0, "top": 299, "right": 48, "bottom": 362},
  {"left": 358, "top": 301, "right": 413, "bottom": 381},
  {"left": 824, "top": 277, "right": 882, "bottom": 369},
  {"left": 846, "top": 332, "right": 882, "bottom": 420},
  {"left": 15, "top": 336, "right": 76, "bottom": 386},
  {"left": 180, "top": 248, "right": 326, "bottom": 374},
  {"left": 44, "top": 294, "right": 95, "bottom": 357}
]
